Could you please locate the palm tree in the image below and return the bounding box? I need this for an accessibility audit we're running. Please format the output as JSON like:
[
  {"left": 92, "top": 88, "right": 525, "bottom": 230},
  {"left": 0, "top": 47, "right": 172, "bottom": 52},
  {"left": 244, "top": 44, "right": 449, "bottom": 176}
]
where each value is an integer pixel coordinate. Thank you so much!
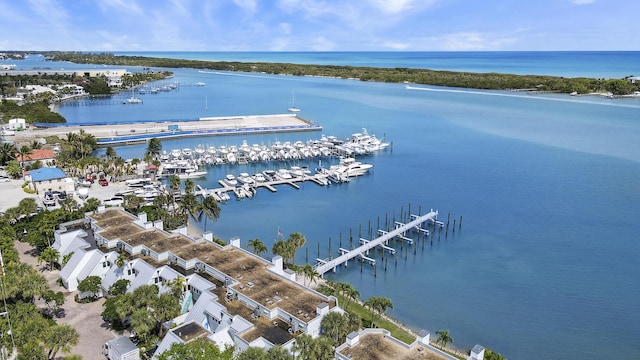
[
  {"left": 320, "top": 312, "right": 347, "bottom": 342},
  {"left": 18, "top": 144, "right": 32, "bottom": 168},
  {"left": 287, "top": 232, "right": 306, "bottom": 266},
  {"left": 301, "top": 263, "right": 320, "bottom": 287},
  {"left": 373, "top": 296, "right": 393, "bottom": 325},
  {"left": 169, "top": 175, "right": 181, "bottom": 214},
  {"left": 272, "top": 239, "right": 295, "bottom": 266},
  {"left": 145, "top": 137, "right": 162, "bottom": 161},
  {"left": 340, "top": 282, "right": 360, "bottom": 311},
  {"left": 154, "top": 293, "right": 180, "bottom": 336},
  {"left": 247, "top": 238, "right": 267, "bottom": 257},
  {"left": 44, "top": 324, "right": 79, "bottom": 360},
  {"left": 105, "top": 146, "right": 117, "bottom": 161},
  {"left": 115, "top": 252, "right": 128, "bottom": 268},
  {"left": 38, "top": 247, "right": 60, "bottom": 271},
  {"left": 196, "top": 195, "right": 220, "bottom": 232},
  {"left": 0, "top": 142, "right": 17, "bottom": 165},
  {"left": 436, "top": 330, "right": 453, "bottom": 349},
  {"left": 292, "top": 334, "right": 316, "bottom": 359}
]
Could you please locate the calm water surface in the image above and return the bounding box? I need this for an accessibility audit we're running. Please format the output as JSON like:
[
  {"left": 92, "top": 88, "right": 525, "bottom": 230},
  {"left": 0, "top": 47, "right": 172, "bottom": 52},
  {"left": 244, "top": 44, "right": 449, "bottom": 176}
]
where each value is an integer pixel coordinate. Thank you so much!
[{"left": 27, "top": 52, "right": 640, "bottom": 359}]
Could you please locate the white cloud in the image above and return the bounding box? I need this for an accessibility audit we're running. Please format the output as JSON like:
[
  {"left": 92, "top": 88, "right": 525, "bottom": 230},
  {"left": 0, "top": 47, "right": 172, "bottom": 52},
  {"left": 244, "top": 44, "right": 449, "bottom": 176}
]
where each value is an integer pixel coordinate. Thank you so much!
[
  {"left": 97, "top": 0, "right": 144, "bottom": 15},
  {"left": 234, "top": 0, "right": 259, "bottom": 14},
  {"left": 369, "top": 0, "right": 417, "bottom": 14},
  {"left": 380, "top": 40, "right": 410, "bottom": 50},
  {"left": 279, "top": 22, "right": 292, "bottom": 35},
  {"left": 311, "top": 36, "right": 335, "bottom": 51},
  {"left": 571, "top": 0, "right": 595, "bottom": 4},
  {"left": 425, "top": 31, "right": 517, "bottom": 51}
]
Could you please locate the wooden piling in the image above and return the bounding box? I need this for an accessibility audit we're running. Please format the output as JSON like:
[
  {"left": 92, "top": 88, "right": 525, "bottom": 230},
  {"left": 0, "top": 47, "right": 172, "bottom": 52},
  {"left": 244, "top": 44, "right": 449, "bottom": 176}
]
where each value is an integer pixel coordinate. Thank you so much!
[{"left": 459, "top": 215, "right": 463, "bottom": 229}]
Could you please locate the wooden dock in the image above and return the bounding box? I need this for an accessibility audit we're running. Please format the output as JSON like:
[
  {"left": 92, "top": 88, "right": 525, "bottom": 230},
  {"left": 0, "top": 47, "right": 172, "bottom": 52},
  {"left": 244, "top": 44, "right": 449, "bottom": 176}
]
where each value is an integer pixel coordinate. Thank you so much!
[
  {"left": 314, "top": 210, "right": 439, "bottom": 276},
  {"left": 200, "top": 173, "right": 335, "bottom": 200}
]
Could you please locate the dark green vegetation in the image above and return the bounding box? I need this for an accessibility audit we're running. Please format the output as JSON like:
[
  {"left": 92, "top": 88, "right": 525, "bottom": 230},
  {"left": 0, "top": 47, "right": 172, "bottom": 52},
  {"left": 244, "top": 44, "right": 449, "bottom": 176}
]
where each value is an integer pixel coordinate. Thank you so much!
[
  {"left": 0, "top": 100, "right": 65, "bottom": 124},
  {"left": 0, "top": 198, "right": 102, "bottom": 359},
  {"left": 45, "top": 51, "right": 640, "bottom": 95}
]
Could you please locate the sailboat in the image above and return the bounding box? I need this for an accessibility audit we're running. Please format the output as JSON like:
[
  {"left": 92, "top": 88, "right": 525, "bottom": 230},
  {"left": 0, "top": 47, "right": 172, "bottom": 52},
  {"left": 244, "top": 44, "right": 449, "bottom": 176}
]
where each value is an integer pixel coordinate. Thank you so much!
[
  {"left": 126, "top": 85, "right": 142, "bottom": 104},
  {"left": 288, "top": 90, "right": 300, "bottom": 112}
]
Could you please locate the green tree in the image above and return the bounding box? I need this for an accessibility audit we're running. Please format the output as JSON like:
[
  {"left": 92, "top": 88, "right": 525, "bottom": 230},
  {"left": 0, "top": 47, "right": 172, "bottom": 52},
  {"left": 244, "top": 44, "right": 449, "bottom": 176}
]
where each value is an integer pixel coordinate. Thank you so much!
[
  {"left": 196, "top": 195, "right": 220, "bottom": 232},
  {"left": 108, "top": 279, "right": 130, "bottom": 296},
  {"left": 41, "top": 289, "right": 65, "bottom": 317},
  {"left": 18, "top": 144, "right": 32, "bottom": 168},
  {"left": 37, "top": 247, "right": 60, "bottom": 271},
  {"left": 265, "top": 345, "right": 292, "bottom": 360},
  {"left": 436, "top": 329, "right": 453, "bottom": 349},
  {"left": 235, "top": 347, "right": 267, "bottom": 360},
  {"left": 154, "top": 293, "right": 180, "bottom": 336},
  {"left": 43, "top": 324, "right": 79, "bottom": 360},
  {"left": 292, "top": 333, "right": 316, "bottom": 360},
  {"left": 5, "top": 159, "right": 22, "bottom": 178},
  {"left": 321, "top": 311, "right": 347, "bottom": 343},
  {"left": 77, "top": 275, "right": 102, "bottom": 299},
  {"left": 130, "top": 307, "right": 156, "bottom": 344},
  {"left": 272, "top": 239, "right": 295, "bottom": 266},
  {"left": 301, "top": 263, "right": 320, "bottom": 287},
  {"left": 0, "top": 142, "right": 17, "bottom": 165},
  {"left": 247, "top": 238, "right": 267, "bottom": 257},
  {"left": 157, "top": 337, "right": 234, "bottom": 360},
  {"left": 145, "top": 138, "right": 162, "bottom": 161}
]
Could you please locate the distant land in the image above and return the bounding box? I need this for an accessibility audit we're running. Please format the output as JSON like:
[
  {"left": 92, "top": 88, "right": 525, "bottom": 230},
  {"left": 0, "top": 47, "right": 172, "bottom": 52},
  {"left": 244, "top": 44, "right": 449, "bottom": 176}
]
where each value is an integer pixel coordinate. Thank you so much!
[{"left": 41, "top": 51, "right": 640, "bottom": 96}]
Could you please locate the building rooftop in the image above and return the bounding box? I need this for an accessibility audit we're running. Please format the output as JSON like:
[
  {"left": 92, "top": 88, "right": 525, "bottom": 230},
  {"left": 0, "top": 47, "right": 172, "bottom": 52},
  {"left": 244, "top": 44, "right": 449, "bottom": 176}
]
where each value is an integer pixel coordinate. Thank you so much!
[
  {"left": 173, "top": 322, "right": 209, "bottom": 343},
  {"left": 339, "top": 333, "right": 446, "bottom": 360},
  {"left": 27, "top": 167, "right": 66, "bottom": 181},
  {"left": 88, "top": 208, "right": 335, "bottom": 324}
]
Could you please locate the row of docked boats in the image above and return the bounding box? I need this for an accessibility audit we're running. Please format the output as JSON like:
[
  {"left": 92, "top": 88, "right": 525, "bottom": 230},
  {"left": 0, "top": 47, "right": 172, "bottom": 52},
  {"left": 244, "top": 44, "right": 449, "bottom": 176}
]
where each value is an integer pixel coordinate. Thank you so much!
[
  {"left": 158, "top": 129, "right": 389, "bottom": 167},
  {"left": 208, "top": 158, "right": 373, "bottom": 200}
]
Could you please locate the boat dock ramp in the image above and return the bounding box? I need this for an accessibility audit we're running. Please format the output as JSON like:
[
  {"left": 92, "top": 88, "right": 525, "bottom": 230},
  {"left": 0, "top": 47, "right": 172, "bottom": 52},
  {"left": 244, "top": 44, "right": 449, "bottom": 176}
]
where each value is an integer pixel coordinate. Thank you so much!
[{"left": 314, "top": 210, "right": 440, "bottom": 276}]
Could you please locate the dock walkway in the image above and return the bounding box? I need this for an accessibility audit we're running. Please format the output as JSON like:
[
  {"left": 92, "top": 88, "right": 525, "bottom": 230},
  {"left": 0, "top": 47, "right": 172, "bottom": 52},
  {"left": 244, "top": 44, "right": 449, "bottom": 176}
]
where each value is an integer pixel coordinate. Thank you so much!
[{"left": 314, "top": 211, "right": 439, "bottom": 275}]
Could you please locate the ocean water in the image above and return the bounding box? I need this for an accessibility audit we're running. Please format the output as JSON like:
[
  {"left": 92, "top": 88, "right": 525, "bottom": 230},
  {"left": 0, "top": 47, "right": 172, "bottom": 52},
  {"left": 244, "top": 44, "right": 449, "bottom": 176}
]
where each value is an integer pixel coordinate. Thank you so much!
[{"left": 22, "top": 52, "right": 640, "bottom": 359}]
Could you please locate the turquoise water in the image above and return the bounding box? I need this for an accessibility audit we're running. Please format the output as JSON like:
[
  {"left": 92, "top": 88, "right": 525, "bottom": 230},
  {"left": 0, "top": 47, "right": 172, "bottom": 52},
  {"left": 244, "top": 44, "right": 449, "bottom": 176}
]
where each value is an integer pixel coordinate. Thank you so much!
[{"left": 38, "top": 52, "right": 640, "bottom": 359}]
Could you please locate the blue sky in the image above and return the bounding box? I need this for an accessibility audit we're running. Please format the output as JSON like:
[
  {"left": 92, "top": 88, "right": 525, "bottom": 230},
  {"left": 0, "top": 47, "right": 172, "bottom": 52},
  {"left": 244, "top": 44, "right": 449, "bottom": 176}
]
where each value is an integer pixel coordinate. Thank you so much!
[{"left": 1, "top": 0, "right": 637, "bottom": 51}]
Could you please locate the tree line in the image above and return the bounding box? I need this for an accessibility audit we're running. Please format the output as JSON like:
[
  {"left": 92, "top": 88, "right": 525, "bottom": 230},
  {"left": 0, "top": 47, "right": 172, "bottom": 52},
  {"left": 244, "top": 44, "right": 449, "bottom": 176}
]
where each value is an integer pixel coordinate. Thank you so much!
[{"left": 43, "top": 51, "right": 640, "bottom": 95}]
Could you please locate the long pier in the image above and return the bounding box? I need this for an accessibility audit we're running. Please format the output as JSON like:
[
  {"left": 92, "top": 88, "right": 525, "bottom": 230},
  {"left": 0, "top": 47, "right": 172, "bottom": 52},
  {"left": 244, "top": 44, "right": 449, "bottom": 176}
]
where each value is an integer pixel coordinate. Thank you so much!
[{"left": 314, "top": 210, "right": 439, "bottom": 275}]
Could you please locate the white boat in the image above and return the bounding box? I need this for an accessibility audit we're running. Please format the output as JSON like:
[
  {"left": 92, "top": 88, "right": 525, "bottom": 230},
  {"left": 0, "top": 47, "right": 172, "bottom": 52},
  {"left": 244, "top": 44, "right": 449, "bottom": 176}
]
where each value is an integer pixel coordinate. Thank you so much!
[
  {"left": 333, "top": 157, "right": 373, "bottom": 177},
  {"left": 276, "top": 169, "right": 293, "bottom": 180},
  {"left": 252, "top": 173, "right": 267, "bottom": 182},
  {"left": 224, "top": 174, "right": 238, "bottom": 186},
  {"left": 126, "top": 86, "right": 143, "bottom": 104},
  {"left": 171, "top": 149, "right": 182, "bottom": 158},
  {"left": 194, "top": 144, "right": 206, "bottom": 156},
  {"left": 237, "top": 173, "right": 255, "bottom": 185},
  {"left": 195, "top": 82, "right": 206, "bottom": 86},
  {"left": 288, "top": 90, "right": 301, "bottom": 112},
  {"left": 182, "top": 148, "right": 192, "bottom": 157},
  {"left": 178, "top": 169, "right": 207, "bottom": 179},
  {"left": 289, "top": 166, "right": 304, "bottom": 177}
]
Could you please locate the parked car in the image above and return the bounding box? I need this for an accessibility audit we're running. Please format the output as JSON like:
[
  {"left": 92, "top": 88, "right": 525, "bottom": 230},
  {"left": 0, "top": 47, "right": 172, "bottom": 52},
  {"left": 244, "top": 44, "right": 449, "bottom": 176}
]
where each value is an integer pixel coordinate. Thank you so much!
[{"left": 99, "top": 178, "right": 109, "bottom": 186}]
